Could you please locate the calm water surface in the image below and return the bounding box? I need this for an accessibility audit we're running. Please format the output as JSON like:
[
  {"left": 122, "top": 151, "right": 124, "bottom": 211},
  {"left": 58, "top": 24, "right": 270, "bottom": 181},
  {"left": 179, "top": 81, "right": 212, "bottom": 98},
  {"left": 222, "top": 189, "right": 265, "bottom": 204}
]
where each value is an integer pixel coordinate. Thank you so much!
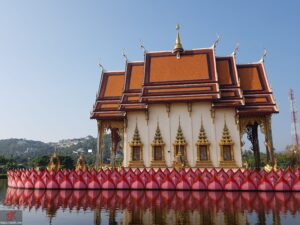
[{"left": 0, "top": 179, "right": 300, "bottom": 225}]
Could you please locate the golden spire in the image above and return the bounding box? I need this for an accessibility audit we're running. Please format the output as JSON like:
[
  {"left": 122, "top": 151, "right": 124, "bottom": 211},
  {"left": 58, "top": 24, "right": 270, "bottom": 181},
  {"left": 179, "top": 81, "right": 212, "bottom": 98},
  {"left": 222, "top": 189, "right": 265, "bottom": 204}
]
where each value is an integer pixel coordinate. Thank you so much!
[
  {"left": 153, "top": 121, "right": 164, "bottom": 145},
  {"left": 220, "top": 121, "right": 234, "bottom": 145},
  {"left": 131, "top": 123, "right": 142, "bottom": 146},
  {"left": 47, "top": 151, "right": 60, "bottom": 171},
  {"left": 174, "top": 120, "right": 186, "bottom": 145},
  {"left": 196, "top": 119, "right": 209, "bottom": 145},
  {"left": 173, "top": 24, "right": 184, "bottom": 56},
  {"left": 76, "top": 154, "right": 87, "bottom": 171}
]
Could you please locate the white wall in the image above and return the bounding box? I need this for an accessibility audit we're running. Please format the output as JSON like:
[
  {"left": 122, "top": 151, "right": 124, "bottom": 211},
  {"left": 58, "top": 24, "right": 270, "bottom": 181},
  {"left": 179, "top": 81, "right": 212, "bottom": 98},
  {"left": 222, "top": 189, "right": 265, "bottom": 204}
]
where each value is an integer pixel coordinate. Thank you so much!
[{"left": 124, "top": 103, "right": 242, "bottom": 168}]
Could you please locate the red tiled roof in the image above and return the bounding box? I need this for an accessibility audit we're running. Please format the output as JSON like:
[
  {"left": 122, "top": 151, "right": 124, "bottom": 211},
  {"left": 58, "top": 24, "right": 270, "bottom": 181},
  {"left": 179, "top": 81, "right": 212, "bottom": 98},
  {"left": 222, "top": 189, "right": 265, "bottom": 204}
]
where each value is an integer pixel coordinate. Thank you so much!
[{"left": 91, "top": 47, "right": 278, "bottom": 120}]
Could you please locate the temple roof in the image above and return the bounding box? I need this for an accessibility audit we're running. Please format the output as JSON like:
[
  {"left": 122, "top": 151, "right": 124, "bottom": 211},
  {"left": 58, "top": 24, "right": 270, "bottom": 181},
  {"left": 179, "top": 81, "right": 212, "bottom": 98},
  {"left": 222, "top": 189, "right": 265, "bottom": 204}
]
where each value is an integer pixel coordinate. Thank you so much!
[
  {"left": 120, "top": 62, "right": 147, "bottom": 111},
  {"left": 141, "top": 48, "right": 220, "bottom": 103},
  {"left": 90, "top": 71, "right": 126, "bottom": 120},
  {"left": 237, "top": 62, "right": 278, "bottom": 116},
  {"left": 91, "top": 28, "right": 278, "bottom": 120}
]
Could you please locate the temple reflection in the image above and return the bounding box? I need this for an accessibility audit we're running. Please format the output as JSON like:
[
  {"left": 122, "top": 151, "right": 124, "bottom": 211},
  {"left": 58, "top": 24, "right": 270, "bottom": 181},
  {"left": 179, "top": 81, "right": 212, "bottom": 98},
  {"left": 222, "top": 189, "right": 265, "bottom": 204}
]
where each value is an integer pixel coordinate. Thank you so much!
[{"left": 5, "top": 189, "right": 300, "bottom": 225}]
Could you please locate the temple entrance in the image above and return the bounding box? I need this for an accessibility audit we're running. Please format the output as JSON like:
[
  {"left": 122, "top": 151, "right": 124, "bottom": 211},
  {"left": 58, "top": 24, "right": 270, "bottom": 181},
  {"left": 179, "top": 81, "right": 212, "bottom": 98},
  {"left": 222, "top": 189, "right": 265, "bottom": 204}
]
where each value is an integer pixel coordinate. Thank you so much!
[
  {"left": 240, "top": 116, "right": 274, "bottom": 170},
  {"left": 96, "top": 120, "right": 124, "bottom": 168}
]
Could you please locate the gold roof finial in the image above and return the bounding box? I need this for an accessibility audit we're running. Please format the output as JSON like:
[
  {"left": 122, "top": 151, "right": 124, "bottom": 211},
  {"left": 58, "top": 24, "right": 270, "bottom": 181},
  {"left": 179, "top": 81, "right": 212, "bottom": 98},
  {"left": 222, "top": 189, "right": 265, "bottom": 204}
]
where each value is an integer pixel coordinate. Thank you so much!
[{"left": 173, "top": 24, "right": 184, "bottom": 57}]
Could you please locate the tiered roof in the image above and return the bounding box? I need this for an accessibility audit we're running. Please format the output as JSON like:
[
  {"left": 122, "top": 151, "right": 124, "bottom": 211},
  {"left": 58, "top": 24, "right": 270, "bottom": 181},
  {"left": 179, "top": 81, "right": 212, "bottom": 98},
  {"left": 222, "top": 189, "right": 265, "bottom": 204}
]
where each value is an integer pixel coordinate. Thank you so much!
[{"left": 91, "top": 26, "right": 278, "bottom": 120}]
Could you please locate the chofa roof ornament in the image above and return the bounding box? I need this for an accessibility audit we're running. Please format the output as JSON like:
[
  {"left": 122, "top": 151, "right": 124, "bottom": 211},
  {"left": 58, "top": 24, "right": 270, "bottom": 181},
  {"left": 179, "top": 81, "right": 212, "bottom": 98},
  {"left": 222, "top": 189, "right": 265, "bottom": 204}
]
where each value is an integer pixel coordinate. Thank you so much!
[
  {"left": 232, "top": 42, "right": 240, "bottom": 58},
  {"left": 260, "top": 49, "right": 267, "bottom": 63},
  {"left": 212, "top": 34, "right": 220, "bottom": 49}
]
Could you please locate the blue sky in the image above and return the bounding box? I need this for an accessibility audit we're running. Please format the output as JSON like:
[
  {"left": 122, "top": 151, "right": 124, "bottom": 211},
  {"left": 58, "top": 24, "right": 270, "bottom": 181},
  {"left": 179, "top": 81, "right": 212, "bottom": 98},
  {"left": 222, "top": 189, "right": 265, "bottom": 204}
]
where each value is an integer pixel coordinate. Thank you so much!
[{"left": 0, "top": 1, "right": 299, "bottom": 151}]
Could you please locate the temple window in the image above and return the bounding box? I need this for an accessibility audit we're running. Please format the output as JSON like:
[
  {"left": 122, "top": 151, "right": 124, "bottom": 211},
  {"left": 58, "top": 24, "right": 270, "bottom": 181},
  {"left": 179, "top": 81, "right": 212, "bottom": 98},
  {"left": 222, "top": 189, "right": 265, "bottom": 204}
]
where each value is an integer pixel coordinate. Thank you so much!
[
  {"left": 173, "top": 121, "right": 187, "bottom": 168},
  {"left": 222, "top": 145, "right": 232, "bottom": 161},
  {"left": 219, "top": 121, "right": 236, "bottom": 167},
  {"left": 199, "top": 145, "right": 208, "bottom": 161},
  {"left": 151, "top": 122, "right": 166, "bottom": 167},
  {"left": 195, "top": 120, "right": 212, "bottom": 167},
  {"left": 129, "top": 124, "right": 144, "bottom": 167},
  {"left": 153, "top": 146, "right": 163, "bottom": 161}
]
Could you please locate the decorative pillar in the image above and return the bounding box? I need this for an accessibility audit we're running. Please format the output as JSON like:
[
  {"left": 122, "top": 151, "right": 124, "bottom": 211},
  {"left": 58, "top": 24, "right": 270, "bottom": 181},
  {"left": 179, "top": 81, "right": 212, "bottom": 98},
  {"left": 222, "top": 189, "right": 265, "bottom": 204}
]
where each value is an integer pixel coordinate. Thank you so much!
[
  {"left": 111, "top": 127, "right": 121, "bottom": 168},
  {"left": 264, "top": 115, "right": 275, "bottom": 165},
  {"left": 96, "top": 120, "right": 104, "bottom": 169}
]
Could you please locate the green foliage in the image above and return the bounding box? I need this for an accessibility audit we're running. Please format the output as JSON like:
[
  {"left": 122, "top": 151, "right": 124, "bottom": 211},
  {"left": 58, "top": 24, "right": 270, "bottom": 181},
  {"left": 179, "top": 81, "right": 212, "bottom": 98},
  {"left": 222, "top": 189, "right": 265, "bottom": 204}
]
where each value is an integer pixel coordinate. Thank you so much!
[
  {"left": 59, "top": 156, "right": 74, "bottom": 169},
  {"left": 29, "top": 155, "right": 49, "bottom": 169}
]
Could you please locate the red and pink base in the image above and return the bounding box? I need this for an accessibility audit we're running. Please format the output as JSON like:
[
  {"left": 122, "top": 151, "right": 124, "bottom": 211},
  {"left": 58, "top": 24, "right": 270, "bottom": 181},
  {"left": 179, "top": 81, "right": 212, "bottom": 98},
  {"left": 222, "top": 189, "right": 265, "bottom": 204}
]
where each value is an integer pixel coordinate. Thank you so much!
[{"left": 7, "top": 167, "right": 300, "bottom": 191}]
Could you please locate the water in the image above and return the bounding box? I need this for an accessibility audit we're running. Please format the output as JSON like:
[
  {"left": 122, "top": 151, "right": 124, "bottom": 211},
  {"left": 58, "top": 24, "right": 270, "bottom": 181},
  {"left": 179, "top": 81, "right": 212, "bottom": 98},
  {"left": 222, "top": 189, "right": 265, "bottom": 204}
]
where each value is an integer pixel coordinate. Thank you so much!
[{"left": 0, "top": 179, "right": 300, "bottom": 225}]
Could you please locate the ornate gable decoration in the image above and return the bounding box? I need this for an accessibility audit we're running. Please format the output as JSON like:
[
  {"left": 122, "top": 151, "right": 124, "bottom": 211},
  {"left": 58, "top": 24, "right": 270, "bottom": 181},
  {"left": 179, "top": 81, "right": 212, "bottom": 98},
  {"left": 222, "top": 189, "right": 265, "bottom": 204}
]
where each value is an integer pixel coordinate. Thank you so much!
[
  {"left": 220, "top": 122, "right": 234, "bottom": 145},
  {"left": 174, "top": 122, "right": 186, "bottom": 145},
  {"left": 153, "top": 122, "right": 164, "bottom": 145},
  {"left": 130, "top": 124, "right": 143, "bottom": 146},
  {"left": 196, "top": 122, "right": 209, "bottom": 145}
]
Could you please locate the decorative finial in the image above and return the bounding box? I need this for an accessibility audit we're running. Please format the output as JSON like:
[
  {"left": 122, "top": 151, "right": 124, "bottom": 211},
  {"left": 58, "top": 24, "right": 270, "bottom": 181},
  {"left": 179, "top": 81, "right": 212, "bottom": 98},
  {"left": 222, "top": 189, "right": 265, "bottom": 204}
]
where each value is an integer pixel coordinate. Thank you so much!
[
  {"left": 260, "top": 49, "right": 267, "bottom": 63},
  {"left": 76, "top": 154, "right": 87, "bottom": 171},
  {"left": 212, "top": 34, "right": 220, "bottom": 49},
  {"left": 173, "top": 24, "right": 184, "bottom": 58},
  {"left": 140, "top": 39, "right": 147, "bottom": 54},
  {"left": 122, "top": 49, "right": 128, "bottom": 62},
  {"left": 232, "top": 42, "right": 240, "bottom": 57}
]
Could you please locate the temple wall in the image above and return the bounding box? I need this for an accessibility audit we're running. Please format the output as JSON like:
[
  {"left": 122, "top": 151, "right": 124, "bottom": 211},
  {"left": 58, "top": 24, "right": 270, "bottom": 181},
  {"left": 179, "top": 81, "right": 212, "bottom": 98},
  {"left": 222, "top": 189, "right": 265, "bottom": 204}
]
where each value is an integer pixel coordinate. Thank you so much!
[
  {"left": 124, "top": 102, "right": 242, "bottom": 168},
  {"left": 214, "top": 108, "right": 242, "bottom": 167},
  {"left": 191, "top": 102, "right": 215, "bottom": 166}
]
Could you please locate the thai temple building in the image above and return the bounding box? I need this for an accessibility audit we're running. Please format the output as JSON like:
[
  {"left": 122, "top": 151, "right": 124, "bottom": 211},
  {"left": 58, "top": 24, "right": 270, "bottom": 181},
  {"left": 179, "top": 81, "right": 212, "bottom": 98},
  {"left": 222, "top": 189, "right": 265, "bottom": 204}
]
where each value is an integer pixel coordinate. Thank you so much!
[{"left": 90, "top": 26, "right": 278, "bottom": 169}]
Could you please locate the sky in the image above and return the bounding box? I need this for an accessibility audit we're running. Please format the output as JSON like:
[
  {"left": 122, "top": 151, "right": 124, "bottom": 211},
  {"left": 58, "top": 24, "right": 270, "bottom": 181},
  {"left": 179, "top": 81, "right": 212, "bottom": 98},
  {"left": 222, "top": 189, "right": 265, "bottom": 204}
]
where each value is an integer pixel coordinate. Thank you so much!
[{"left": 0, "top": 1, "right": 299, "bottom": 151}]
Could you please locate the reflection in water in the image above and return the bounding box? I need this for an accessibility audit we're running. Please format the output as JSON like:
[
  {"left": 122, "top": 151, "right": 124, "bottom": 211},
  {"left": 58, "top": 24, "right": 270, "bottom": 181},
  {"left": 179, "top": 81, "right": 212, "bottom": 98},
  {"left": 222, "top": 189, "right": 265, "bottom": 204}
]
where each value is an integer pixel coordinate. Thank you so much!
[{"left": 4, "top": 188, "right": 300, "bottom": 225}]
